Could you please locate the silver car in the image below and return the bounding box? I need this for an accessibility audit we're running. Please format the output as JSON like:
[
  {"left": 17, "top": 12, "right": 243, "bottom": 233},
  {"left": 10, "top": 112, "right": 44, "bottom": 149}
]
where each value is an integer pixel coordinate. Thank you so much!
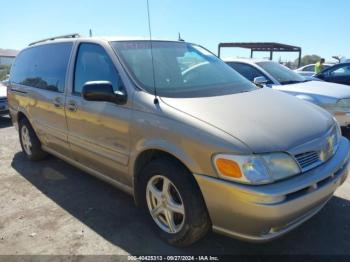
[
  {"left": 226, "top": 59, "right": 350, "bottom": 127},
  {"left": 294, "top": 63, "right": 333, "bottom": 77},
  {"left": 8, "top": 36, "right": 350, "bottom": 246}
]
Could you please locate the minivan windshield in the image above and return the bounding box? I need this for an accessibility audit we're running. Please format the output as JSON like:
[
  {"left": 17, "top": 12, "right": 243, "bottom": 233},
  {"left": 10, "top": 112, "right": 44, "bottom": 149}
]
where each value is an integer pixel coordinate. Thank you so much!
[
  {"left": 257, "top": 61, "right": 307, "bottom": 85},
  {"left": 111, "top": 41, "right": 256, "bottom": 98}
]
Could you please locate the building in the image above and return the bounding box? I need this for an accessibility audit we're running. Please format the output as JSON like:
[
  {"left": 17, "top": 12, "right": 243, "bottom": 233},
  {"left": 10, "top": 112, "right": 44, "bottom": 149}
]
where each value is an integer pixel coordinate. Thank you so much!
[{"left": 0, "top": 48, "right": 19, "bottom": 65}]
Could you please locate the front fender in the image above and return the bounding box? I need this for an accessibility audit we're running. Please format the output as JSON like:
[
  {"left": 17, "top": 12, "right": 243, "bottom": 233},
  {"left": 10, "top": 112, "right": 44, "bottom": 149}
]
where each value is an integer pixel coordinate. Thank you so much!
[{"left": 131, "top": 138, "right": 201, "bottom": 175}]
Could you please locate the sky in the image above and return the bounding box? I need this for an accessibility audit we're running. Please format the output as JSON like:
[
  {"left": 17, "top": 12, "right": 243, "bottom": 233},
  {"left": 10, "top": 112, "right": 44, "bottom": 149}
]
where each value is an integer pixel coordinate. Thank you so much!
[{"left": 0, "top": 0, "right": 349, "bottom": 62}]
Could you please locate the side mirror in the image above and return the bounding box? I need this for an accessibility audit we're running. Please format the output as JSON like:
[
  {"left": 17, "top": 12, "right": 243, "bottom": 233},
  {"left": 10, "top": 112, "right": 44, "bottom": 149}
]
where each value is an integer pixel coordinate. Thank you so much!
[
  {"left": 253, "top": 76, "right": 268, "bottom": 87},
  {"left": 82, "top": 81, "right": 127, "bottom": 104}
]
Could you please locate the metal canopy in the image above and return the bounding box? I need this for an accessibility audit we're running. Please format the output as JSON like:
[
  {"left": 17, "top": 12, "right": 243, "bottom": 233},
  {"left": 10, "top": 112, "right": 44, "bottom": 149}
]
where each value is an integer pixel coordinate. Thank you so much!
[{"left": 218, "top": 42, "right": 302, "bottom": 67}]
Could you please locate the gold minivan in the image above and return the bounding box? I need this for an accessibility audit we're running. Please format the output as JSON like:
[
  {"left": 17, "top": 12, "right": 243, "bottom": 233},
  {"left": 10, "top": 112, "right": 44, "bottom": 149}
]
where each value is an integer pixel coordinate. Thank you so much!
[{"left": 8, "top": 34, "right": 350, "bottom": 246}]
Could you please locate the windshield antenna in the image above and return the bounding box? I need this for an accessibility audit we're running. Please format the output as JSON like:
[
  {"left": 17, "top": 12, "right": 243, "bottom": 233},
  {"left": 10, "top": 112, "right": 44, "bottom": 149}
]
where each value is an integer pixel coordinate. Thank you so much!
[
  {"left": 146, "top": 0, "right": 158, "bottom": 104},
  {"left": 178, "top": 33, "right": 184, "bottom": 42}
]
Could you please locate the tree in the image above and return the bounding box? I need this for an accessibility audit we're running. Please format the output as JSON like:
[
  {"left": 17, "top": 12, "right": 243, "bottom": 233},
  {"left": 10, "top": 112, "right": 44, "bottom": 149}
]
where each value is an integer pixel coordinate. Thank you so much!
[{"left": 295, "top": 55, "right": 321, "bottom": 67}]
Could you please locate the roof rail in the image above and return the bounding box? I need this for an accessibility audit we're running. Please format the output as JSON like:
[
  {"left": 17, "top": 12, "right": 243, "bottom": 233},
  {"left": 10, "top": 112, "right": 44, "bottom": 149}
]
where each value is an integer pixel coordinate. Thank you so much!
[{"left": 28, "top": 33, "right": 81, "bottom": 46}]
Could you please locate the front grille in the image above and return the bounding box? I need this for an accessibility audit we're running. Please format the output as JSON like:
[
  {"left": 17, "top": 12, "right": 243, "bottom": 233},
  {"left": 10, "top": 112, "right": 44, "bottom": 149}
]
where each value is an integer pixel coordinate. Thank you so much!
[
  {"left": 295, "top": 151, "right": 321, "bottom": 172},
  {"left": 293, "top": 124, "right": 339, "bottom": 172}
]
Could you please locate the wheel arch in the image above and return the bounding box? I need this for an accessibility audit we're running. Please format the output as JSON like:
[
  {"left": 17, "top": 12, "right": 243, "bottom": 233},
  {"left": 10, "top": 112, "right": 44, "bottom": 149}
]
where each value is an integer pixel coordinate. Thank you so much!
[
  {"left": 16, "top": 110, "right": 36, "bottom": 131},
  {"left": 17, "top": 111, "right": 29, "bottom": 123},
  {"left": 132, "top": 147, "right": 199, "bottom": 206}
]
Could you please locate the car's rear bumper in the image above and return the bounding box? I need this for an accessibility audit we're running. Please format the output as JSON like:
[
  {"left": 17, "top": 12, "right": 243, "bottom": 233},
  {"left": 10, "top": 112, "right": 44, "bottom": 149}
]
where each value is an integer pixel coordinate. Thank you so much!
[{"left": 194, "top": 137, "right": 350, "bottom": 242}]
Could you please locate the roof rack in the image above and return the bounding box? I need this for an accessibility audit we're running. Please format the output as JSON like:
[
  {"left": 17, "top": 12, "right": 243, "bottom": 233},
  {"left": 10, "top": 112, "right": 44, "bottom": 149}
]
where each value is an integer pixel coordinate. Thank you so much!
[{"left": 28, "top": 33, "right": 81, "bottom": 46}]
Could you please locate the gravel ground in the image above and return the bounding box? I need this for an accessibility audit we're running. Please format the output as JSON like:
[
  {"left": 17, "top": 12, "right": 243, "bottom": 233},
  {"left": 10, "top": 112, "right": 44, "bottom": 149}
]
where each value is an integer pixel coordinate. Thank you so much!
[{"left": 1, "top": 115, "right": 350, "bottom": 255}]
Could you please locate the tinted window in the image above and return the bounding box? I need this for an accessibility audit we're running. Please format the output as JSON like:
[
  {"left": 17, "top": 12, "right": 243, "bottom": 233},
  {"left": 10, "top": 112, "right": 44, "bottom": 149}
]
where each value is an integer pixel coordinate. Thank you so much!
[
  {"left": 226, "top": 62, "right": 271, "bottom": 83},
  {"left": 111, "top": 41, "right": 256, "bottom": 98},
  {"left": 331, "top": 65, "right": 350, "bottom": 77},
  {"left": 74, "top": 43, "right": 123, "bottom": 94},
  {"left": 11, "top": 43, "right": 72, "bottom": 92}
]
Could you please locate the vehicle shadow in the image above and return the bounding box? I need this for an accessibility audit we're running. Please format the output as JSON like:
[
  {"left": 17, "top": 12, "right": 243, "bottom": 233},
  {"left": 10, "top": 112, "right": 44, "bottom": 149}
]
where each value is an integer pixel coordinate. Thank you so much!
[
  {"left": 0, "top": 116, "right": 12, "bottom": 128},
  {"left": 11, "top": 152, "right": 350, "bottom": 255}
]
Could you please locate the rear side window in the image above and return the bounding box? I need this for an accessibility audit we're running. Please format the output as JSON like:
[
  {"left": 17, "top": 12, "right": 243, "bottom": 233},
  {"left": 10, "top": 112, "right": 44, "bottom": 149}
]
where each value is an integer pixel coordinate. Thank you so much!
[
  {"left": 227, "top": 62, "right": 271, "bottom": 83},
  {"left": 303, "top": 65, "right": 315, "bottom": 72},
  {"left": 74, "top": 43, "right": 123, "bottom": 94},
  {"left": 11, "top": 43, "right": 72, "bottom": 92}
]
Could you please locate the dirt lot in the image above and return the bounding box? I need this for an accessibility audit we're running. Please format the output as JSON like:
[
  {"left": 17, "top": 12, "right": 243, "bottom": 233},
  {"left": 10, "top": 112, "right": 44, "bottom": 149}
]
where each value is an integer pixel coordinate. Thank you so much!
[{"left": 1, "top": 115, "right": 350, "bottom": 255}]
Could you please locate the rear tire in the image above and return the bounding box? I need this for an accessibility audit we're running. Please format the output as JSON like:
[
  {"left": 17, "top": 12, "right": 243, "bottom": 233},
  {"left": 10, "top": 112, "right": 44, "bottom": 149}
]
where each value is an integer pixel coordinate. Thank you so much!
[
  {"left": 139, "top": 158, "right": 211, "bottom": 247},
  {"left": 19, "top": 118, "right": 47, "bottom": 161}
]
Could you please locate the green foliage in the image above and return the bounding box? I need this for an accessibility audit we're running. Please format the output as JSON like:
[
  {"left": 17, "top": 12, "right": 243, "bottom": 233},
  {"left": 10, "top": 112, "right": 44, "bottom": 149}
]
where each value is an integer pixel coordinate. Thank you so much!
[
  {"left": 295, "top": 55, "right": 321, "bottom": 67},
  {"left": 0, "top": 64, "right": 11, "bottom": 81}
]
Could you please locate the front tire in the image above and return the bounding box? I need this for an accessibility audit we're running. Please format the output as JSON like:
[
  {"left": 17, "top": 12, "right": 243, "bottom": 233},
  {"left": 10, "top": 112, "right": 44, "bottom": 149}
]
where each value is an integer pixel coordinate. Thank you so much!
[
  {"left": 139, "top": 158, "right": 211, "bottom": 247},
  {"left": 19, "top": 118, "right": 47, "bottom": 161}
]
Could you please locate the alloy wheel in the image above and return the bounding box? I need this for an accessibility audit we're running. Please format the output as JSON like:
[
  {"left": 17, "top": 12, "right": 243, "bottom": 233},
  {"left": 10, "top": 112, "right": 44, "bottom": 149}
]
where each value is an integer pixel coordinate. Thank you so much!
[
  {"left": 146, "top": 175, "right": 185, "bottom": 234},
  {"left": 21, "top": 125, "right": 32, "bottom": 156}
]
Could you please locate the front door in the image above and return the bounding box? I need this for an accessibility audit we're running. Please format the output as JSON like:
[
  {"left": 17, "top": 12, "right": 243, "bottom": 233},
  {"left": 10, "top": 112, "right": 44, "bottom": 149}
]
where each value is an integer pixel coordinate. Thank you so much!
[{"left": 65, "top": 43, "right": 131, "bottom": 185}]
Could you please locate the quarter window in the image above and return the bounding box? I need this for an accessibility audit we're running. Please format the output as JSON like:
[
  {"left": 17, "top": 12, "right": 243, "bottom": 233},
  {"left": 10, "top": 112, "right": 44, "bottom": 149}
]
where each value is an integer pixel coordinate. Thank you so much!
[
  {"left": 227, "top": 62, "right": 272, "bottom": 84},
  {"left": 10, "top": 43, "right": 72, "bottom": 92},
  {"left": 74, "top": 43, "right": 123, "bottom": 94}
]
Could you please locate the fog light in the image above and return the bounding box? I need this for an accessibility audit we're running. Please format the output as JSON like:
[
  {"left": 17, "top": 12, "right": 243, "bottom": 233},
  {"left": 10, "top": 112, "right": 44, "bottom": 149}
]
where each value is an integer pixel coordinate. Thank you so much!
[{"left": 255, "top": 195, "right": 286, "bottom": 205}]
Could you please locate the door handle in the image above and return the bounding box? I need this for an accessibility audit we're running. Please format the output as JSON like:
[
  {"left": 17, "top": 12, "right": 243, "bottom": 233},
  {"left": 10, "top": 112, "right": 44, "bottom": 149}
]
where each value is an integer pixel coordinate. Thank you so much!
[
  {"left": 67, "top": 101, "right": 78, "bottom": 112},
  {"left": 53, "top": 97, "right": 63, "bottom": 108}
]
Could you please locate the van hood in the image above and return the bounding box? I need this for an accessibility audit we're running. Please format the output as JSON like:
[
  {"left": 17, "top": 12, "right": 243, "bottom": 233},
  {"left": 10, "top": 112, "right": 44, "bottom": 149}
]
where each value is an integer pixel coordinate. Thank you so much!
[
  {"left": 161, "top": 88, "right": 333, "bottom": 153},
  {"left": 274, "top": 81, "right": 350, "bottom": 99}
]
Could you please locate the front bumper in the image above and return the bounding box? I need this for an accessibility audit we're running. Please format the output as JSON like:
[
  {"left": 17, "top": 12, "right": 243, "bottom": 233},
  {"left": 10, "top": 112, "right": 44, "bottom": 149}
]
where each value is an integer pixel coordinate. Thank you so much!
[{"left": 194, "top": 137, "right": 350, "bottom": 242}]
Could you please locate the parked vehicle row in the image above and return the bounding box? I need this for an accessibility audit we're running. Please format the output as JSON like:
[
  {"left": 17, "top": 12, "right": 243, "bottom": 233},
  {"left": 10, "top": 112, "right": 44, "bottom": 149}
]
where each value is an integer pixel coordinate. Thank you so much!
[
  {"left": 225, "top": 59, "right": 350, "bottom": 127},
  {"left": 294, "top": 63, "right": 333, "bottom": 77},
  {"left": 295, "top": 62, "right": 350, "bottom": 87},
  {"left": 6, "top": 35, "right": 350, "bottom": 246}
]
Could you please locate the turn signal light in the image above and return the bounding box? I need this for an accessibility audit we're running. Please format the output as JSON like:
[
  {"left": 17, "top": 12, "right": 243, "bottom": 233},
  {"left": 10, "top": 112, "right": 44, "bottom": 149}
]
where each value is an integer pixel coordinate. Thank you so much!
[
  {"left": 216, "top": 158, "right": 242, "bottom": 178},
  {"left": 334, "top": 112, "right": 346, "bottom": 116}
]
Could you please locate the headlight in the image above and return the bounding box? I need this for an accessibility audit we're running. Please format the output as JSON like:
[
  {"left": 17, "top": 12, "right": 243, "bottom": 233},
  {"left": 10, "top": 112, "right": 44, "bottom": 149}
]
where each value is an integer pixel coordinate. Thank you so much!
[
  {"left": 332, "top": 117, "right": 341, "bottom": 149},
  {"left": 327, "top": 99, "right": 350, "bottom": 113},
  {"left": 213, "top": 153, "right": 301, "bottom": 185}
]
